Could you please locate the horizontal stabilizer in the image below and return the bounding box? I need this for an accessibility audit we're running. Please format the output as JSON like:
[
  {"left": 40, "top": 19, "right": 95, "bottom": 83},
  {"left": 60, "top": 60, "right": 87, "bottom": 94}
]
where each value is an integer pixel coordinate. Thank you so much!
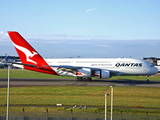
[{"left": 9, "top": 62, "right": 38, "bottom": 68}]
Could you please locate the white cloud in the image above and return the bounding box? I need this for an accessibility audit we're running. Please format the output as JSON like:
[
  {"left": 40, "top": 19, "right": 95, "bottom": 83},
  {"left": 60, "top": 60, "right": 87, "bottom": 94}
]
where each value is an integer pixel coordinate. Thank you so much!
[
  {"left": 28, "top": 33, "right": 109, "bottom": 42},
  {"left": 0, "top": 31, "right": 4, "bottom": 34},
  {"left": 0, "top": 31, "right": 9, "bottom": 39},
  {"left": 0, "top": 31, "right": 11, "bottom": 46},
  {"left": 86, "top": 9, "right": 96, "bottom": 12},
  {"left": 95, "top": 44, "right": 110, "bottom": 47},
  {"left": 0, "top": 31, "right": 9, "bottom": 36}
]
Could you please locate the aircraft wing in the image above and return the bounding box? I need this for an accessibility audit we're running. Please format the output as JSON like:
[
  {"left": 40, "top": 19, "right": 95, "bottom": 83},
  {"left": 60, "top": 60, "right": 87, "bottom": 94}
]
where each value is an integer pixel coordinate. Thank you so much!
[
  {"left": 9, "top": 62, "right": 121, "bottom": 77},
  {"left": 46, "top": 65, "right": 120, "bottom": 77}
]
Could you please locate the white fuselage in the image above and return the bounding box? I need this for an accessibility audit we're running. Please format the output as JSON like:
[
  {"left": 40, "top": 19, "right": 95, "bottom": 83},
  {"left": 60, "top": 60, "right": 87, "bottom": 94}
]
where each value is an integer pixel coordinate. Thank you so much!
[{"left": 45, "top": 58, "right": 158, "bottom": 76}]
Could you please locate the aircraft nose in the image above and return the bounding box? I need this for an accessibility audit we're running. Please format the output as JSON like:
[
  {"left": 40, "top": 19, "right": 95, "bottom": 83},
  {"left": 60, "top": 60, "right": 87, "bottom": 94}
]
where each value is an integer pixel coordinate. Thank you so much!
[{"left": 153, "top": 67, "right": 158, "bottom": 74}]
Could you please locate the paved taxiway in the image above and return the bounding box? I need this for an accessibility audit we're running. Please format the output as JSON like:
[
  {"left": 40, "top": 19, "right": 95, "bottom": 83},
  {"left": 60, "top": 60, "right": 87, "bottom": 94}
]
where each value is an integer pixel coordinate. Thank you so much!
[{"left": 0, "top": 78, "right": 160, "bottom": 88}]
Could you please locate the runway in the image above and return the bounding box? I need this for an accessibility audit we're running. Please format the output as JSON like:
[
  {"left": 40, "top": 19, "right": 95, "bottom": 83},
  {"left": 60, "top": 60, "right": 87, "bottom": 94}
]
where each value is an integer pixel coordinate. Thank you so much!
[{"left": 1, "top": 78, "right": 160, "bottom": 88}]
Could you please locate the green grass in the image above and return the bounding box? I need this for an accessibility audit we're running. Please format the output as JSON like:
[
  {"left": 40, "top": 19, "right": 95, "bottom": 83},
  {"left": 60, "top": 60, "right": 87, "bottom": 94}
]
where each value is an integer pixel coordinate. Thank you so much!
[
  {"left": 0, "top": 69, "right": 72, "bottom": 78},
  {"left": 0, "top": 69, "right": 160, "bottom": 114},
  {"left": 0, "top": 69, "right": 160, "bottom": 81},
  {"left": 109, "top": 75, "right": 160, "bottom": 81},
  {"left": 0, "top": 86, "right": 160, "bottom": 114}
]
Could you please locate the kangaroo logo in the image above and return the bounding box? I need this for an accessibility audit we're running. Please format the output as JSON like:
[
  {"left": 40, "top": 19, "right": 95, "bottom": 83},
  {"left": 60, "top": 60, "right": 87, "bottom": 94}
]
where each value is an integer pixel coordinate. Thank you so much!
[{"left": 12, "top": 42, "right": 38, "bottom": 64}]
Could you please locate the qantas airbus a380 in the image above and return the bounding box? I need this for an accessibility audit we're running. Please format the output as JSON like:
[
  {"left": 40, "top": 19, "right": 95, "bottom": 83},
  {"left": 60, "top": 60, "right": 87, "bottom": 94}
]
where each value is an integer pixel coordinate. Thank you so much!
[{"left": 8, "top": 31, "right": 158, "bottom": 82}]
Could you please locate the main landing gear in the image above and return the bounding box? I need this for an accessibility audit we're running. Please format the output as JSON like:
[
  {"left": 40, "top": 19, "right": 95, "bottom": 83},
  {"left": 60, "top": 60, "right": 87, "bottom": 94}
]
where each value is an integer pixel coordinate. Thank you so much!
[{"left": 75, "top": 77, "right": 92, "bottom": 81}]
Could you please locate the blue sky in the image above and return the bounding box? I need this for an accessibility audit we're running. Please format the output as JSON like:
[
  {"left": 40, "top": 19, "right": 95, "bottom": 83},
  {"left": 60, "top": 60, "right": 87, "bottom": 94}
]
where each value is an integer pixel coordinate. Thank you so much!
[{"left": 0, "top": 0, "right": 160, "bottom": 59}]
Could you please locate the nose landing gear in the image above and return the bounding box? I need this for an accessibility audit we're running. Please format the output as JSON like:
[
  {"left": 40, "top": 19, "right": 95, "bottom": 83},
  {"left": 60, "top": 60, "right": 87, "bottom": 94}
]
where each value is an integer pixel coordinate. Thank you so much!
[{"left": 146, "top": 76, "right": 150, "bottom": 83}]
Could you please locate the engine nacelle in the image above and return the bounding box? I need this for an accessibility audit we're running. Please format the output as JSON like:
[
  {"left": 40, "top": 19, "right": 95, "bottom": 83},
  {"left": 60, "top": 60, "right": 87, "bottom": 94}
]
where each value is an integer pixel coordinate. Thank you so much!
[
  {"left": 76, "top": 68, "right": 91, "bottom": 77},
  {"left": 94, "top": 70, "right": 110, "bottom": 79}
]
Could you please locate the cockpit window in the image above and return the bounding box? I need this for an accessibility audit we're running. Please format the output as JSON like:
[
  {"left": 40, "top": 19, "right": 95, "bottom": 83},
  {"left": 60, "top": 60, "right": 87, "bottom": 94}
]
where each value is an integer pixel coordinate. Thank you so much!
[{"left": 151, "top": 64, "right": 154, "bottom": 67}]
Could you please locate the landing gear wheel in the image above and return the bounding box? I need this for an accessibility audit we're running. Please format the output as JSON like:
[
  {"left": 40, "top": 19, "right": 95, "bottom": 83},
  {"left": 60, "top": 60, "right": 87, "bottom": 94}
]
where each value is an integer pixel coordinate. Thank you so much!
[
  {"left": 76, "top": 77, "right": 92, "bottom": 81},
  {"left": 76, "top": 77, "right": 83, "bottom": 81},
  {"left": 80, "top": 77, "right": 83, "bottom": 81},
  {"left": 146, "top": 79, "right": 150, "bottom": 83},
  {"left": 86, "top": 77, "right": 92, "bottom": 81},
  {"left": 86, "top": 77, "right": 89, "bottom": 81},
  {"left": 146, "top": 76, "right": 150, "bottom": 83},
  {"left": 83, "top": 78, "right": 87, "bottom": 81},
  {"left": 89, "top": 78, "right": 92, "bottom": 81},
  {"left": 75, "top": 78, "right": 79, "bottom": 81}
]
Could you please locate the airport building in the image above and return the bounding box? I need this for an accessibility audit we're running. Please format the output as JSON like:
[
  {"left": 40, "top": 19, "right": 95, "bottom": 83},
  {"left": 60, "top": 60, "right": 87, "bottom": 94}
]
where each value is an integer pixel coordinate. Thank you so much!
[
  {"left": 0, "top": 55, "right": 20, "bottom": 62},
  {"left": 0, "top": 55, "right": 20, "bottom": 69},
  {"left": 143, "top": 57, "right": 160, "bottom": 72},
  {"left": 143, "top": 57, "right": 160, "bottom": 66}
]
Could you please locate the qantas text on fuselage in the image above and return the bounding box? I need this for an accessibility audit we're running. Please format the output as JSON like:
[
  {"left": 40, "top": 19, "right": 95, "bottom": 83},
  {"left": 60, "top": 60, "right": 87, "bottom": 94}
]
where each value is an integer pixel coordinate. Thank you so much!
[{"left": 115, "top": 63, "right": 142, "bottom": 67}]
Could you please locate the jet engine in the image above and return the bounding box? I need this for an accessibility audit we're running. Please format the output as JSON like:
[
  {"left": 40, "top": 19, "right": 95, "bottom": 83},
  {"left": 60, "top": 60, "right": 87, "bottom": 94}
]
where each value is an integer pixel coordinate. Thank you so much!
[
  {"left": 94, "top": 70, "right": 110, "bottom": 79},
  {"left": 76, "top": 68, "right": 91, "bottom": 77}
]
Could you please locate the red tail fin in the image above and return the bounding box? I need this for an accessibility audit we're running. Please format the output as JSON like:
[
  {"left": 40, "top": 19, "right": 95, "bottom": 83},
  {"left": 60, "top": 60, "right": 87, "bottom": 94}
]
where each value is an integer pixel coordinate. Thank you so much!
[
  {"left": 8, "top": 31, "right": 58, "bottom": 75},
  {"left": 8, "top": 31, "right": 44, "bottom": 65}
]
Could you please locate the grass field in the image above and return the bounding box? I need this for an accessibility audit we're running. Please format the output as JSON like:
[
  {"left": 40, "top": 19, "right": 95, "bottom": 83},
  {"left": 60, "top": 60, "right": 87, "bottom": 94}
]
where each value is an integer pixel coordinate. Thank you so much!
[
  {"left": 0, "top": 69, "right": 160, "bottom": 81},
  {"left": 0, "top": 69, "right": 160, "bottom": 114},
  {"left": 0, "top": 86, "right": 160, "bottom": 114}
]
